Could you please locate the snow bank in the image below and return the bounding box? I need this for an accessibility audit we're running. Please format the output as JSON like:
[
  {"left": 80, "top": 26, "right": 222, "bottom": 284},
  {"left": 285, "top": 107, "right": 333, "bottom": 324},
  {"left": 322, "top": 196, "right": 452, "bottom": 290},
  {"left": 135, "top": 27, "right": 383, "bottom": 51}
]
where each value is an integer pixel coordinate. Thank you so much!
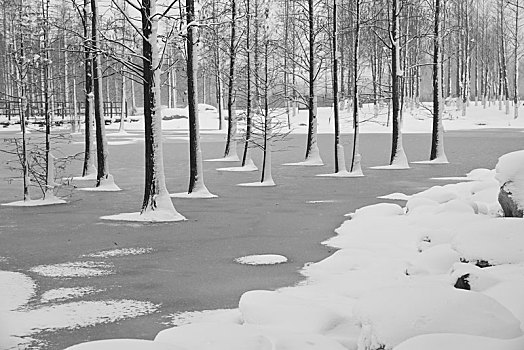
[
  {"left": 394, "top": 334, "right": 524, "bottom": 350},
  {"left": 64, "top": 339, "right": 180, "bottom": 350},
  {"left": 452, "top": 219, "right": 524, "bottom": 265},
  {"left": 353, "top": 285, "right": 522, "bottom": 349},
  {"left": 496, "top": 150, "right": 524, "bottom": 214}
]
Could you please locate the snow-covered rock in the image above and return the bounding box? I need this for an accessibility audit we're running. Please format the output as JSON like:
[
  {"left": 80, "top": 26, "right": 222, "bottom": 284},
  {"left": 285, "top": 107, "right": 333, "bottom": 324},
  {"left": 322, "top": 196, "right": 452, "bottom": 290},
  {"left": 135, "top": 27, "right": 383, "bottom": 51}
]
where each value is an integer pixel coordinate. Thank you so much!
[
  {"left": 452, "top": 218, "right": 524, "bottom": 265},
  {"left": 406, "top": 244, "right": 461, "bottom": 275},
  {"left": 154, "top": 323, "right": 273, "bottom": 350},
  {"left": 239, "top": 290, "right": 343, "bottom": 333},
  {"left": 496, "top": 150, "right": 524, "bottom": 217},
  {"left": 353, "top": 285, "right": 522, "bottom": 350}
]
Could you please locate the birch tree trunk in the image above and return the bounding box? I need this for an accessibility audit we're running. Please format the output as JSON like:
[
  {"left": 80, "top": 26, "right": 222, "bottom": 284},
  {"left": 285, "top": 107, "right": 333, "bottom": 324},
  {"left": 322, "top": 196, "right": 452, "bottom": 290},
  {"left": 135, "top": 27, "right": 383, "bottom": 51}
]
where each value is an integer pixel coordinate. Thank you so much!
[
  {"left": 350, "top": 0, "right": 362, "bottom": 175},
  {"left": 389, "top": 0, "right": 408, "bottom": 168},
  {"left": 82, "top": 0, "right": 96, "bottom": 178},
  {"left": 332, "top": 0, "right": 346, "bottom": 174},
  {"left": 140, "top": 0, "right": 184, "bottom": 219},
  {"left": 513, "top": 0, "right": 520, "bottom": 119},
  {"left": 92, "top": 0, "right": 117, "bottom": 188},
  {"left": 305, "top": 0, "right": 322, "bottom": 165},
  {"left": 224, "top": 0, "right": 239, "bottom": 160},
  {"left": 430, "top": 0, "right": 448, "bottom": 163},
  {"left": 186, "top": 0, "right": 214, "bottom": 197}
]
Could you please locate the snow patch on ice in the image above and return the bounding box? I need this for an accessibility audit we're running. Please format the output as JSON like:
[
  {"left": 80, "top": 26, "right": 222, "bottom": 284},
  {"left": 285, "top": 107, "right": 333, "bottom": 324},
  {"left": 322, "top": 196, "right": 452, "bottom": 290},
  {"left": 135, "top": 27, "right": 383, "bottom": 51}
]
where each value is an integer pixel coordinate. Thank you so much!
[
  {"left": 217, "top": 163, "right": 259, "bottom": 172},
  {"left": 170, "top": 188, "right": 218, "bottom": 199},
  {"left": 369, "top": 163, "right": 411, "bottom": 170},
  {"left": 205, "top": 154, "right": 241, "bottom": 162},
  {"left": 30, "top": 261, "right": 114, "bottom": 278},
  {"left": 316, "top": 170, "right": 365, "bottom": 178},
  {"left": 101, "top": 209, "right": 186, "bottom": 222},
  {"left": 40, "top": 287, "right": 101, "bottom": 304},
  {"left": 83, "top": 247, "right": 154, "bottom": 259},
  {"left": 235, "top": 255, "right": 288, "bottom": 265}
]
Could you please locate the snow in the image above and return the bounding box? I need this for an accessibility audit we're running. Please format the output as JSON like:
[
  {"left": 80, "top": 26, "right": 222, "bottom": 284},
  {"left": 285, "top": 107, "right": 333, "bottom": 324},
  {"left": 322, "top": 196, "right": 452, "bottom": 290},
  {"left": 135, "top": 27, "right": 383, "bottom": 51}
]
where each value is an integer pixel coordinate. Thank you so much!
[
  {"left": 40, "top": 287, "right": 101, "bottom": 304},
  {"left": 377, "top": 192, "right": 411, "bottom": 200},
  {"left": 283, "top": 155, "right": 324, "bottom": 166},
  {"left": 155, "top": 323, "right": 273, "bottom": 350},
  {"left": 451, "top": 219, "right": 524, "bottom": 265},
  {"left": 170, "top": 188, "right": 218, "bottom": 199},
  {"left": 496, "top": 150, "right": 524, "bottom": 209},
  {"left": 30, "top": 261, "right": 114, "bottom": 278},
  {"left": 64, "top": 339, "right": 179, "bottom": 350},
  {"left": 83, "top": 247, "right": 154, "bottom": 258},
  {"left": 238, "top": 179, "right": 277, "bottom": 187},
  {"left": 1, "top": 195, "right": 67, "bottom": 207},
  {"left": 205, "top": 154, "right": 241, "bottom": 162},
  {"left": 394, "top": 334, "right": 524, "bottom": 350},
  {"left": 316, "top": 170, "right": 365, "bottom": 178},
  {"left": 217, "top": 160, "right": 259, "bottom": 172},
  {"left": 77, "top": 174, "right": 122, "bottom": 192},
  {"left": 235, "top": 255, "right": 288, "bottom": 265},
  {"left": 101, "top": 209, "right": 186, "bottom": 222}
]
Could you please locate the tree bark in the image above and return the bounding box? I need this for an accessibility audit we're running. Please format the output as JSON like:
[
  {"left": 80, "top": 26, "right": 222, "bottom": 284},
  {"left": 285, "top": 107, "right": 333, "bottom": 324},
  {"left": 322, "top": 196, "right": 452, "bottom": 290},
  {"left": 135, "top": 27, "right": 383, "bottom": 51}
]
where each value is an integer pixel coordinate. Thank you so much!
[
  {"left": 430, "top": 0, "right": 447, "bottom": 162},
  {"left": 224, "top": 0, "right": 238, "bottom": 159},
  {"left": 82, "top": 0, "right": 96, "bottom": 178},
  {"left": 350, "top": 0, "right": 362, "bottom": 174},
  {"left": 140, "top": 0, "right": 183, "bottom": 219}
]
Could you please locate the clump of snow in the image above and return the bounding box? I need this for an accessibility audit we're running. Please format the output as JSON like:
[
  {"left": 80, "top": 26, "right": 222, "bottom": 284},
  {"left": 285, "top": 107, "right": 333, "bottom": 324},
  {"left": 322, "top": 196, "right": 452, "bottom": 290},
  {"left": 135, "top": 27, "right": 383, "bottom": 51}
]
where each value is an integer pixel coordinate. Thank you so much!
[
  {"left": 394, "top": 334, "right": 524, "bottom": 350},
  {"left": 83, "top": 247, "right": 154, "bottom": 259},
  {"left": 496, "top": 150, "right": 524, "bottom": 210},
  {"left": 306, "top": 200, "right": 337, "bottom": 204},
  {"left": 40, "top": 287, "right": 101, "bottom": 304},
  {"left": 101, "top": 203, "right": 186, "bottom": 222},
  {"left": 452, "top": 219, "right": 524, "bottom": 265},
  {"left": 155, "top": 323, "right": 273, "bottom": 350},
  {"left": 412, "top": 185, "right": 458, "bottom": 203},
  {"left": 468, "top": 168, "right": 496, "bottom": 181},
  {"left": 235, "top": 255, "right": 288, "bottom": 265},
  {"left": 449, "top": 262, "right": 500, "bottom": 291},
  {"left": 377, "top": 192, "right": 411, "bottom": 201},
  {"left": 78, "top": 174, "right": 122, "bottom": 192},
  {"left": 64, "top": 339, "right": 178, "bottom": 350},
  {"left": 29, "top": 261, "right": 114, "bottom": 278},
  {"left": 239, "top": 290, "right": 343, "bottom": 333},
  {"left": 170, "top": 188, "right": 218, "bottom": 199},
  {"left": 349, "top": 203, "right": 405, "bottom": 219},
  {"left": 406, "top": 244, "right": 460, "bottom": 275},
  {"left": 353, "top": 285, "right": 522, "bottom": 349}
]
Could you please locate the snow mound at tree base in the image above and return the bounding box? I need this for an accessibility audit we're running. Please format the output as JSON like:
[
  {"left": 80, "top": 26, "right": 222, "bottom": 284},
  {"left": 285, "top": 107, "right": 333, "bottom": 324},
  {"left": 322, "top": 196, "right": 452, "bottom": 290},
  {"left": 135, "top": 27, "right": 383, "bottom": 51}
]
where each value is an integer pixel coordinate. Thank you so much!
[{"left": 496, "top": 150, "right": 524, "bottom": 217}]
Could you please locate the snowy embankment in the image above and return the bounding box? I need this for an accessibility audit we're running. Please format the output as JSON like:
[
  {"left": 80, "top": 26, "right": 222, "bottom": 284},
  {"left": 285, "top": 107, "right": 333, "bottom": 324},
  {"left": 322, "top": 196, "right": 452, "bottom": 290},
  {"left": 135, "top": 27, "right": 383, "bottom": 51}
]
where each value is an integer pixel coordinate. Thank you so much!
[{"left": 63, "top": 152, "right": 524, "bottom": 350}]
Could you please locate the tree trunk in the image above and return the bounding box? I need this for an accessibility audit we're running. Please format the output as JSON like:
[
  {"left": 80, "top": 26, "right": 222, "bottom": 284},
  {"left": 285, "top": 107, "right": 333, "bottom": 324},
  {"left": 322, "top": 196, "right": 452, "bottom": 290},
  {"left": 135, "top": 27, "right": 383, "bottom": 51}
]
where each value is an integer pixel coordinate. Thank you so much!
[
  {"left": 242, "top": 0, "right": 256, "bottom": 169},
  {"left": 186, "top": 0, "right": 213, "bottom": 196},
  {"left": 82, "top": 0, "right": 96, "bottom": 178},
  {"left": 430, "top": 0, "right": 447, "bottom": 163},
  {"left": 91, "top": 0, "right": 114, "bottom": 187},
  {"left": 389, "top": 0, "right": 408, "bottom": 167},
  {"left": 332, "top": 1, "right": 345, "bottom": 173},
  {"left": 350, "top": 0, "right": 362, "bottom": 175},
  {"left": 305, "top": 0, "right": 322, "bottom": 165},
  {"left": 224, "top": 0, "right": 238, "bottom": 159},
  {"left": 513, "top": 0, "right": 519, "bottom": 119},
  {"left": 140, "top": 0, "right": 183, "bottom": 219}
]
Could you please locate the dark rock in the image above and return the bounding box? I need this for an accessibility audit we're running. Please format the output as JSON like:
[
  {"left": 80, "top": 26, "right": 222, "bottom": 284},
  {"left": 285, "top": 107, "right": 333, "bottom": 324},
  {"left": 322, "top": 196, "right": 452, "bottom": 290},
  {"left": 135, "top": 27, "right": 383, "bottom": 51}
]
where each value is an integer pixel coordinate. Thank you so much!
[
  {"left": 498, "top": 184, "right": 523, "bottom": 218},
  {"left": 454, "top": 273, "right": 471, "bottom": 290}
]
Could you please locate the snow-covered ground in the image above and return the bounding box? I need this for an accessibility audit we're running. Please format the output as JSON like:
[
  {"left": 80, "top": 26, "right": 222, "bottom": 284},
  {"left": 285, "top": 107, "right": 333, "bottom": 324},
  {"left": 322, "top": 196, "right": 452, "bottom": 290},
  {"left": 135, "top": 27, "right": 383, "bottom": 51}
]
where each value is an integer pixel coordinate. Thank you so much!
[
  {"left": 59, "top": 155, "right": 524, "bottom": 349},
  {"left": 2, "top": 101, "right": 523, "bottom": 136}
]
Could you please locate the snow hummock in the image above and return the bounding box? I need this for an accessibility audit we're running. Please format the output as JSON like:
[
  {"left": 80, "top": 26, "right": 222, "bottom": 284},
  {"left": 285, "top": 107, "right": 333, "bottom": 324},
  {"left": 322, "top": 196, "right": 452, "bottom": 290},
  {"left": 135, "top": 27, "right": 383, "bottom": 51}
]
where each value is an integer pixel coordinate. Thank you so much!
[
  {"left": 496, "top": 150, "right": 524, "bottom": 209},
  {"left": 64, "top": 339, "right": 178, "bottom": 350},
  {"left": 29, "top": 261, "right": 114, "bottom": 278},
  {"left": 395, "top": 334, "right": 524, "bottom": 350},
  {"left": 283, "top": 156, "right": 324, "bottom": 167},
  {"left": 235, "top": 255, "right": 288, "bottom": 265},
  {"left": 2, "top": 195, "right": 67, "bottom": 207},
  {"left": 377, "top": 192, "right": 411, "bottom": 201},
  {"left": 83, "top": 247, "right": 154, "bottom": 259}
]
